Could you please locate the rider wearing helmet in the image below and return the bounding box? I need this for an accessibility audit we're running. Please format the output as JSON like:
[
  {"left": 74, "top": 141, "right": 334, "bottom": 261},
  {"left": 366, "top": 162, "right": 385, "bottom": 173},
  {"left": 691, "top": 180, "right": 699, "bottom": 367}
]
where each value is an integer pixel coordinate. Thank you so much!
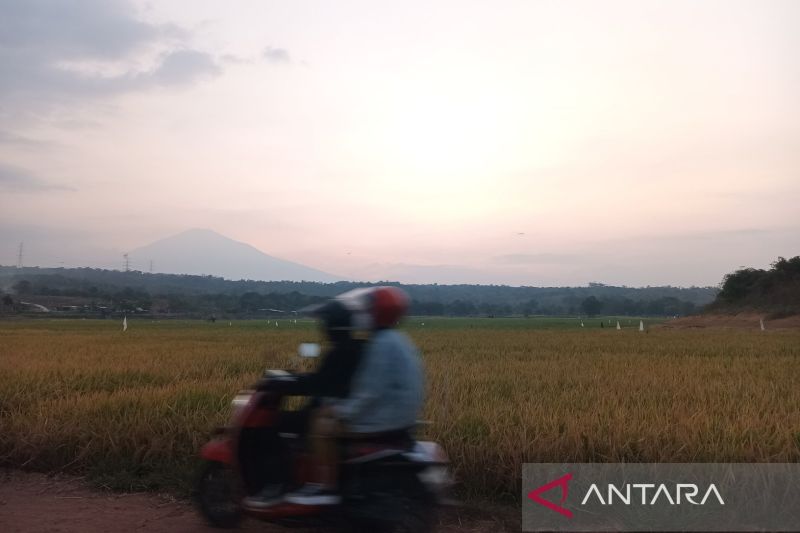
[
  {"left": 329, "top": 285, "right": 422, "bottom": 433},
  {"left": 297, "top": 297, "right": 367, "bottom": 399},
  {"left": 284, "top": 286, "right": 425, "bottom": 506},
  {"left": 257, "top": 297, "right": 368, "bottom": 440},
  {"left": 244, "top": 292, "right": 371, "bottom": 509}
]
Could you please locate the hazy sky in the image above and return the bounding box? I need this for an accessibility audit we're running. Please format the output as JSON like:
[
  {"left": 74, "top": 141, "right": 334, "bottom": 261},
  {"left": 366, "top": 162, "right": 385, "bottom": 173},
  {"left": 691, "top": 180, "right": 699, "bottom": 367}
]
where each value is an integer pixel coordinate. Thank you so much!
[{"left": 1, "top": 0, "right": 798, "bottom": 286}]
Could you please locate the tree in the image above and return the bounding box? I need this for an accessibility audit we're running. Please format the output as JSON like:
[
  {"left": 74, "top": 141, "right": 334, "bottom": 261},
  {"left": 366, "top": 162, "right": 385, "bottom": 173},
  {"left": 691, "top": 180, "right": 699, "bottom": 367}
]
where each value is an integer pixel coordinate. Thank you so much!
[
  {"left": 717, "top": 268, "right": 764, "bottom": 302},
  {"left": 12, "top": 280, "right": 32, "bottom": 295},
  {"left": 581, "top": 296, "right": 603, "bottom": 317},
  {"left": 521, "top": 298, "right": 538, "bottom": 317},
  {"left": 238, "top": 291, "right": 264, "bottom": 312},
  {"left": 447, "top": 299, "right": 476, "bottom": 316}
]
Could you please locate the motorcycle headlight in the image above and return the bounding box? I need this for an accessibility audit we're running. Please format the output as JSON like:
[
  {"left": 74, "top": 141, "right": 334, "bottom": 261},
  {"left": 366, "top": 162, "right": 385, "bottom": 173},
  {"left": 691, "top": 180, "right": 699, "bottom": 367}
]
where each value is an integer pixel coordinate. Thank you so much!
[{"left": 230, "top": 390, "right": 253, "bottom": 417}]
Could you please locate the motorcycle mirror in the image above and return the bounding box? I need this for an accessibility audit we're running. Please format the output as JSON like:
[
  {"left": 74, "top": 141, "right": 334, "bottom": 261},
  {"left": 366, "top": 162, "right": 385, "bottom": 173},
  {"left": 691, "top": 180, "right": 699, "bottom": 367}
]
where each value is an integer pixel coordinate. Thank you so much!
[{"left": 298, "top": 342, "right": 321, "bottom": 358}]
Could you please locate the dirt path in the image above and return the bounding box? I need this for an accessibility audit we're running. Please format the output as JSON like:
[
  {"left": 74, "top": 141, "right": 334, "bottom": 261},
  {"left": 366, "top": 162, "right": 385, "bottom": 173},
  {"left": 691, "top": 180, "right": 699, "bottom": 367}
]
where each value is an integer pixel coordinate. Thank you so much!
[{"left": 0, "top": 471, "right": 516, "bottom": 532}]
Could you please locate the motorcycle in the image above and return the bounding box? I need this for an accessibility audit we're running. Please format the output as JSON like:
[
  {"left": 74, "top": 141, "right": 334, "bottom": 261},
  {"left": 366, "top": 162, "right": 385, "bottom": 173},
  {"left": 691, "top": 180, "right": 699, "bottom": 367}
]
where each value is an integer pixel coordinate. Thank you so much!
[{"left": 194, "top": 344, "right": 454, "bottom": 532}]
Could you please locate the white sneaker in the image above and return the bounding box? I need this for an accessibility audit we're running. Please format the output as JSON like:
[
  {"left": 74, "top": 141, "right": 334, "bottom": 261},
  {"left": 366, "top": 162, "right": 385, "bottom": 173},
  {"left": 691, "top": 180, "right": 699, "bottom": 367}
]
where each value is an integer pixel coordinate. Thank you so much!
[
  {"left": 243, "top": 484, "right": 283, "bottom": 508},
  {"left": 284, "top": 483, "right": 342, "bottom": 506}
]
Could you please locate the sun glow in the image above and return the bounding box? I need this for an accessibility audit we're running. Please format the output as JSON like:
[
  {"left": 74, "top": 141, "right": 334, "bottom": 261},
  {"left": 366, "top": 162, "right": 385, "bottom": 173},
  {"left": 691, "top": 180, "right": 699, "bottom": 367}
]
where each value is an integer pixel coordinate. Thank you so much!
[
  {"left": 380, "top": 88, "right": 506, "bottom": 177},
  {"left": 353, "top": 75, "right": 525, "bottom": 190},
  {"left": 343, "top": 72, "right": 580, "bottom": 222}
]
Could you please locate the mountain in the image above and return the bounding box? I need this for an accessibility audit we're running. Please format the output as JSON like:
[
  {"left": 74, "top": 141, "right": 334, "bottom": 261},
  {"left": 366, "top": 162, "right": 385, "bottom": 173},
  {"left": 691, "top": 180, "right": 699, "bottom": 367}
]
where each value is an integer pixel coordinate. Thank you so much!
[{"left": 129, "top": 229, "right": 341, "bottom": 282}]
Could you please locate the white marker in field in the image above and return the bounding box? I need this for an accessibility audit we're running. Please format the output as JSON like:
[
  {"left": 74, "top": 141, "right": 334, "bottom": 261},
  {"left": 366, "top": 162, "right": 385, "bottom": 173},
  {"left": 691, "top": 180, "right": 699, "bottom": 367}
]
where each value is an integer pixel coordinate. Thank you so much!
[
  {"left": 122, "top": 315, "right": 128, "bottom": 332},
  {"left": 229, "top": 321, "right": 232, "bottom": 326},
  {"left": 580, "top": 321, "right": 584, "bottom": 327},
  {"left": 616, "top": 321, "right": 621, "bottom": 330},
  {"left": 639, "top": 320, "right": 644, "bottom": 332},
  {"left": 275, "top": 321, "right": 278, "bottom": 327},
  {"left": 760, "top": 318, "right": 765, "bottom": 331}
]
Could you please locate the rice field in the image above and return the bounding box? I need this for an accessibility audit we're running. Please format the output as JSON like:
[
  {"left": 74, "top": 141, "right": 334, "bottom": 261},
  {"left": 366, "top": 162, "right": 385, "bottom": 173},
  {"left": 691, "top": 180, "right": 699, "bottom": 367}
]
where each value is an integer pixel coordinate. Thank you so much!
[{"left": 1, "top": 317, "right": 799, "bottom": 501}]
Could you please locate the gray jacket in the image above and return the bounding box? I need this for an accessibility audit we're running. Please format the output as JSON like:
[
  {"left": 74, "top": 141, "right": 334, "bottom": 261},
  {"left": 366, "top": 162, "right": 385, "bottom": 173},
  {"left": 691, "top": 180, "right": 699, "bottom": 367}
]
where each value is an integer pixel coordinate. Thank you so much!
[{"left": 331, "top": 329, "right": 424, "bottom": 434}]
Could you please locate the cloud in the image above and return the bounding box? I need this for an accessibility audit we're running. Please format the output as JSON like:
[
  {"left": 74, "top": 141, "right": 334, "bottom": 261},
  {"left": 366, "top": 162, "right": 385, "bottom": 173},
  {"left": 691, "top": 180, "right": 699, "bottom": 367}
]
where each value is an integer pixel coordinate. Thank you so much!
[
  {"left": 0, "top": 163, "right": 74, "bottom": 192},
  {"left": 149, "top": 49, "right": 221, "bottom": 85},
  {"left": 220, "top": 53, "right": 250, "bottom": 65},
  {"left": 0, "top": 130, "right": 51, "bottom": 147},
  {"left": 0, "top": 0, "right": 221, "bottom": 111},
  {"left": 263, "top": 46, "right": 291, "bottom": 64},
  {"left": 0, "top": 0, "right": 162, "bottom": 59}
]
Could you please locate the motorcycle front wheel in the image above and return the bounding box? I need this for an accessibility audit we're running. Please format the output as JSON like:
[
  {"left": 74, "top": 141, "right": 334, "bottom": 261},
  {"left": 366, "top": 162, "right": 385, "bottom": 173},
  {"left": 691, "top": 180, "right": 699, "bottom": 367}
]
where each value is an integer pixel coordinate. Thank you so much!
[{"left": 195, "top": 460, "right": 243, "bottom": 529}]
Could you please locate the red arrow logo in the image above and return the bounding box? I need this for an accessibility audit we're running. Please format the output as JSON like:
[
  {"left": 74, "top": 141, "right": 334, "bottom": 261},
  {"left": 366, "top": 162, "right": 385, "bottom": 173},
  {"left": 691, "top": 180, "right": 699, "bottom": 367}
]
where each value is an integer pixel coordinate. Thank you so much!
[{"left": 527, "top": 472, "right": 573, "bottom": 518}]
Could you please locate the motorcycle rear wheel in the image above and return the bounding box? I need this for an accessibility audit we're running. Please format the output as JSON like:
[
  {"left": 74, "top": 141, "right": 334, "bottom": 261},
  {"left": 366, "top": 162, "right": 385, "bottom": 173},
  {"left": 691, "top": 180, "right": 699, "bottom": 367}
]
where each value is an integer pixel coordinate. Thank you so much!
[
  {"left": 346, "top": 473, "right": 436, "bottom": 533},
  {"left": 195, "top": 460, "right": 243, "bottom": 529},
  {"left": 377, "top": 492, "right": 436, "bottom": 533}
]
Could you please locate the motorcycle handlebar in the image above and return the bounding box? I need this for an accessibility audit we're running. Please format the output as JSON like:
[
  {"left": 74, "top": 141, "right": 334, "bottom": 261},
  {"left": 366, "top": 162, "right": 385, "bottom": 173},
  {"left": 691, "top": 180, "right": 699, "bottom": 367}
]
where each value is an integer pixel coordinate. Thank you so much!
[{"left": 254, "top": 370, "right": 310, "bottom": 394}]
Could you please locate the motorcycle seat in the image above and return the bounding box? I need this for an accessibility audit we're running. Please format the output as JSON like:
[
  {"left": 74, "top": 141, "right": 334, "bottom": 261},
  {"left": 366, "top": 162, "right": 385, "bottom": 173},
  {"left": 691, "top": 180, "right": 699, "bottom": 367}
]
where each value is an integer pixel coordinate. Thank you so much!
[
  {"left": 343, "top": 427, "right": 413, "bottom": 443},
  {"left": 341, "top": 428, "right": 415, "bottom": 462}
]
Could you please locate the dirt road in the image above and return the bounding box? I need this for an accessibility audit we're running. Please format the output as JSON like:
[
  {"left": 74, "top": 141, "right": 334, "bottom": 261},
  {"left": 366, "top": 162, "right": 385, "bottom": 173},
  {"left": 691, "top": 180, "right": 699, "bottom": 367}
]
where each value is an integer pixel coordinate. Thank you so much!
[{"left": 0, "top": 471, "right": 516, "bottom": 532}]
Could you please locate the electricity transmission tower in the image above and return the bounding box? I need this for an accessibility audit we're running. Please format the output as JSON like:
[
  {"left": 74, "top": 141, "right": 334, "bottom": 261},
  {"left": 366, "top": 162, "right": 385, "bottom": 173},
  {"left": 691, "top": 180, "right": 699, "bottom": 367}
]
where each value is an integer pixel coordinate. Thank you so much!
[
  {"left": 123, "top": 253, "right": 130, "bottom": 272},
  {"left": 17, "top": 242, "right": 23, "bottom": 268}
]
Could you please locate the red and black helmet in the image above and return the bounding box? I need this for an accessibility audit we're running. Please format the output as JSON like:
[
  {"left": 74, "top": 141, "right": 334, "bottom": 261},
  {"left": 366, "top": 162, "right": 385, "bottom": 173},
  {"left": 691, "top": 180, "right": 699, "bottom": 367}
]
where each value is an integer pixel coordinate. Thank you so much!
[
  {"left": 326, "top": 286, "right": 410, "bottom": 331},
  {"left": 370, "top": 286, "right": 409, "bottom": 329}
]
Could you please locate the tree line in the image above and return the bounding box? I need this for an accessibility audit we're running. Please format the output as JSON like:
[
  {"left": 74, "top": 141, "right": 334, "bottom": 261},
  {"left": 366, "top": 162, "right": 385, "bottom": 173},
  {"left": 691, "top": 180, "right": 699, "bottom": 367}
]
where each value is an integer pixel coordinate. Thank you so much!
[
  {"left": 707, "top": 256, "right": 800, "bottom": 316},
  {"left": 0, "top": 265, "right": 715, "bottom": 318}
]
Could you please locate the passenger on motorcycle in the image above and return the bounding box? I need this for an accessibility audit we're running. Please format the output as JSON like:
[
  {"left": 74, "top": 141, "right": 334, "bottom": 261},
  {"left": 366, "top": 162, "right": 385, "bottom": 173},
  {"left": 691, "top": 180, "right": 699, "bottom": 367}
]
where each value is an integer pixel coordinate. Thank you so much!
[
  {"left": 274, "top": 297, "right": 368, "bottom": 434},
  {"left": 243, "top": 292, "right": 369, "bottom": 508},
  {"left": 284, "top": 286, "right": 425, "bottom": 506}
]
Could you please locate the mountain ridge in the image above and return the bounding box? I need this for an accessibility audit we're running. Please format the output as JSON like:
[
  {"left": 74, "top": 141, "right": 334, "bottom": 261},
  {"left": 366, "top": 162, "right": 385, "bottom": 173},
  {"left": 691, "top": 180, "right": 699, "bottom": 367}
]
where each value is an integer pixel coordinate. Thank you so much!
[{"left": 129, "top": 228, "right": 342, "bottom": 283}]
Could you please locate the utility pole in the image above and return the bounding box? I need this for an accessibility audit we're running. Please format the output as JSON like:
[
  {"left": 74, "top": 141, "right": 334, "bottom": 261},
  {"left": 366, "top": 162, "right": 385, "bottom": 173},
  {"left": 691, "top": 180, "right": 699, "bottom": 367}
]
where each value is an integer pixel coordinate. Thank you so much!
[
  {"left": 17, "top": 242, "right": 23, "bottom": 268},
  {"left": 123, "top": 253, "right": 130, "bottom": 272}
]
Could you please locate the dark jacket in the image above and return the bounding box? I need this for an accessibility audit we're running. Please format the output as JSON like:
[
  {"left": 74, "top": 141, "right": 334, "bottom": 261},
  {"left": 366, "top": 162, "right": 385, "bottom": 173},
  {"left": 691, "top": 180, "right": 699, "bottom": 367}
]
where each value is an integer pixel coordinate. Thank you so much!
[{"left": 297, "top": 336, "right": 365, "bottom": 399}]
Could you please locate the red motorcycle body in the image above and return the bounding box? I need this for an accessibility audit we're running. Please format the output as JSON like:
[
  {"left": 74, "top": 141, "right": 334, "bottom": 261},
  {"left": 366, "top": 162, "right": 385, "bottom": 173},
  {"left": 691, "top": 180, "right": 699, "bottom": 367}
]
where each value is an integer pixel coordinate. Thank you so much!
[{"left": 196, "top": 382, "right": 452, "bottom": 529}]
